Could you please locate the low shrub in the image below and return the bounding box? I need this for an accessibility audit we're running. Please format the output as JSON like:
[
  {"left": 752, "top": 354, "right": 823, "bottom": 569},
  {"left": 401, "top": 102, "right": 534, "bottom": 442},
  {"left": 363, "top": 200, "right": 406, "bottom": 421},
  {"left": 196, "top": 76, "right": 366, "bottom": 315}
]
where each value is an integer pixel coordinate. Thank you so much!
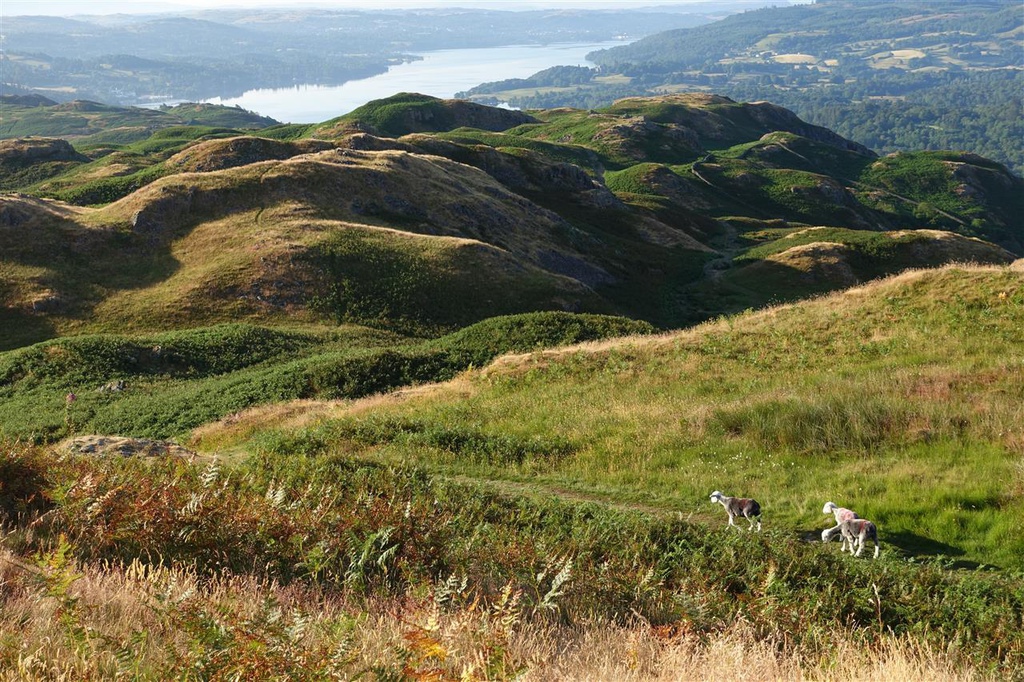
[{"left": 1, "top": 442, "right": 1020, "bottom": 674}]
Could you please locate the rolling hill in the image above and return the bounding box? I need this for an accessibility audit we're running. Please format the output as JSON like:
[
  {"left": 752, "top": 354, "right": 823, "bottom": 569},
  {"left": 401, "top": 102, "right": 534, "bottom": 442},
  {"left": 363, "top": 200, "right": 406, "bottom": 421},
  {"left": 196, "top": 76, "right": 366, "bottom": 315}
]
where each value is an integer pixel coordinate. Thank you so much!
[
  {"left": 1, "top": 92, "right": 1023, "bottom": 678},
  {"left": 1, "top": 93, "right": 1019, "bottom": 362},
  {"left": 3, "top": 94, "right": 1018, "bottom": 351}
]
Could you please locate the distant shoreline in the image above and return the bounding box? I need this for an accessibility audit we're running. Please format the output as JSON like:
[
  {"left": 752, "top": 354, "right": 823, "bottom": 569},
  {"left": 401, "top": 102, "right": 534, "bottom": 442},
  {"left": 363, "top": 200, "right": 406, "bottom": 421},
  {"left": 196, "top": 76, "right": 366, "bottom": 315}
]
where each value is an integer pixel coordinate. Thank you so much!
[{"left": 192, "top": 41, "right": 629, "bottom": 124}]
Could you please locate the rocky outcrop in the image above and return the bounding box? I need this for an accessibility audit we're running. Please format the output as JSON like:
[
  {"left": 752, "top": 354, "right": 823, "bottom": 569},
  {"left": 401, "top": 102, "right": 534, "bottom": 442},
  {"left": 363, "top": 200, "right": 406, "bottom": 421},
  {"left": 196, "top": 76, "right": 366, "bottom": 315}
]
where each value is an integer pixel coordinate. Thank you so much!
[
  {"left": 62, "top": 435, "right": 196, "bottom": 458},
  {"left": 0, "top": 138, "right": 88, "bottom": 167},
  {"left": 166, "top": 136, "right": 337, "bottom": 173},
  {"left": 746, "top": 101, "right": 876, "bottom": 157}
]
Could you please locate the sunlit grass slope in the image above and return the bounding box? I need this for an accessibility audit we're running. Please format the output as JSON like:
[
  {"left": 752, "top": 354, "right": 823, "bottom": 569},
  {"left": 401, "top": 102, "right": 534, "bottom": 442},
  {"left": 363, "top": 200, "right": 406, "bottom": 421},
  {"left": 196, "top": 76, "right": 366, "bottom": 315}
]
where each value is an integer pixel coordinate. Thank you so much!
[
  {"left": 211, "top": 265, "right": 1024, "bottom": 568},
  {"left": 0, "top": 313, "right": 652, "bottom": 444}
]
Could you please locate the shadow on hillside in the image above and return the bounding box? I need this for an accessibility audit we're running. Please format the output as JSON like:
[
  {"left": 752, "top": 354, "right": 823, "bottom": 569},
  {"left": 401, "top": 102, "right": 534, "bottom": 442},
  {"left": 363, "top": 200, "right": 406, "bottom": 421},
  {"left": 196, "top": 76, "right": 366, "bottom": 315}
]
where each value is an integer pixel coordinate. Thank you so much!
[
  {"left": 880, "top": 529, "right": 996, "bottom": 569},
  {"left": 801, "top": 526, "right": 995, "bottom": 569},
  {"left": 0, "top": 310, "right": 57, "bottom": 351}
]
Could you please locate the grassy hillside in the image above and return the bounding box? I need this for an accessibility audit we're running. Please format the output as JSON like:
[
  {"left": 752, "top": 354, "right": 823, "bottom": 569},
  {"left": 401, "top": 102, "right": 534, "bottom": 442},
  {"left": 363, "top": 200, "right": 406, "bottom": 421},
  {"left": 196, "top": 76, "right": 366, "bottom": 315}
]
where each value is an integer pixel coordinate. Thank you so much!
[
  {"left": 1, "top": 265, "right": 1021, "bottom": 678},
  {"left": 197, "top": 264, "right": 1024, "bottom": 570},
  {"left": 3, "top": 94, "right": 1020, "bottom": 344},
  {"left": 1, "top": 148, "right": 634, "bottom": 346},
  {"left": 1, "top": 93, "right": 1023, "bottom": 678}
]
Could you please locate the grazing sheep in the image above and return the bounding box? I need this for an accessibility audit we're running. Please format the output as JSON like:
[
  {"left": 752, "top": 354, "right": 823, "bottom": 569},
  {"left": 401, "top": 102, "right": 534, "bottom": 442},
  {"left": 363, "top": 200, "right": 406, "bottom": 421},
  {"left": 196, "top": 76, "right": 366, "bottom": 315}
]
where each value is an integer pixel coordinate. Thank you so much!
[
  {"left": 710, "top": 490, "right": 762, "bottom": 531},
  {"left": 821, "top": 501, "right": 859, "bottom": 549},
  {"left": 822, "top": 518, "right": 880, "bottom": 558}
]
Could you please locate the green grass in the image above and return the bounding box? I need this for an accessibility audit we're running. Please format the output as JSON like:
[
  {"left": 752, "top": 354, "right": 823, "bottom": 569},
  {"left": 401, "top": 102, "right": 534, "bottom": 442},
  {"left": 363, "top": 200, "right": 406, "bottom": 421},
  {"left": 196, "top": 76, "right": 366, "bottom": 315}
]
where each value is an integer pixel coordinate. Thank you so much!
[
  {"left": 717, "top": 132, "right": 877, "bottom": 180},
  {"left": 720, "top": 227, "right": 1012, "bottom": 309},
  {"left": 261, "top": 123, "right": 319, "bottom": 140},
  {"left": 2, "top": 440, "right": 1022, "bottom": 675},
  {"left": 209, "top": 266, "right": 1024, "bottom": 569},
  {"left": 858, "top": 151, "right": 1024, "bottom": 251},
  {"left": 604, "top": 163, "right": 668, "bottom": 195},
  {"left": 861, "top": 153, "right": 963, "bottom": 214},
  {"left": 0, "top": 313, "right": 653, "bottom": 443},
  {"left": 734, "top": 227, "right": 925, "bottom": 280},
  {"left": 307, "top": 228, "right": 612, "bottom": 336},
  {"left": 428, "top": 311, "right": 654, "bottom": 367},
  {"left": 21, "top": 126, "right": 245, "bottom": 202},
  {"left": 48, "top": 164, "right": 171, "bottom": 205}
]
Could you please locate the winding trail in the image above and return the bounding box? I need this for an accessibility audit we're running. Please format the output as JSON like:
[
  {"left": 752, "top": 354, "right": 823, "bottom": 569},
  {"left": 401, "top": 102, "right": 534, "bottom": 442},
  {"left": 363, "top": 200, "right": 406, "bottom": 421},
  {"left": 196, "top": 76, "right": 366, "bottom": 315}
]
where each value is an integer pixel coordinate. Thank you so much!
[{"left": 448, "top": 473, "right": 717, "bottom": 525}]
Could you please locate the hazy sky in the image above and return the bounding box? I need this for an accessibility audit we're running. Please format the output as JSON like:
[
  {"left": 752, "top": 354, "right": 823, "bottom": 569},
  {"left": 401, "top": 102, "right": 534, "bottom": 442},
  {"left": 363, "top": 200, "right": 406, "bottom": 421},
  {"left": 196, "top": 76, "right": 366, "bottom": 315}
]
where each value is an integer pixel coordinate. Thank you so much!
[{"left": 3, "top": 0, "right": 792, "bottom": 17}]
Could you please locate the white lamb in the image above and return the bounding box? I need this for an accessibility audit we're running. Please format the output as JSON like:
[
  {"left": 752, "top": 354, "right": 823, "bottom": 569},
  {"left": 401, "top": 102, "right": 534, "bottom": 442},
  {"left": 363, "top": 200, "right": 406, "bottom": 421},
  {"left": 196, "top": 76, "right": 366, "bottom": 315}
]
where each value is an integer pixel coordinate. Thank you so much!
[
  {"left": 821, "top": 501, "right": 859, "bottom": 550},
  {"left": 821, "top": 518, "right": 881, "bottom": 558}
]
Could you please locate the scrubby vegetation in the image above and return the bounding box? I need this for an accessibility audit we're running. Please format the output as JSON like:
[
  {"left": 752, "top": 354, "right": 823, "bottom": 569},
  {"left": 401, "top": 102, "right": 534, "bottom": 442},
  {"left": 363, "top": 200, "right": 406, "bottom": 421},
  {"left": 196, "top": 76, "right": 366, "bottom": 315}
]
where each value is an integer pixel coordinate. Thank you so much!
[
  {"left": 1, "top": 437, "right": 1021, "bottom": 679},
  {"left": 0, "top": 314, "right": 654, "bottom": 443}
]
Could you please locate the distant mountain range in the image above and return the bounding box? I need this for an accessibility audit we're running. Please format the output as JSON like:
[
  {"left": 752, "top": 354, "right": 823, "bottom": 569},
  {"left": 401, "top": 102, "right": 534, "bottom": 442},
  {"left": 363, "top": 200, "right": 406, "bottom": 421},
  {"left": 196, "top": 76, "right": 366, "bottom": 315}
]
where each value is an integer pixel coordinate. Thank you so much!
[{"left": 0, "top": 4, "right": 762, "bottom": 105}]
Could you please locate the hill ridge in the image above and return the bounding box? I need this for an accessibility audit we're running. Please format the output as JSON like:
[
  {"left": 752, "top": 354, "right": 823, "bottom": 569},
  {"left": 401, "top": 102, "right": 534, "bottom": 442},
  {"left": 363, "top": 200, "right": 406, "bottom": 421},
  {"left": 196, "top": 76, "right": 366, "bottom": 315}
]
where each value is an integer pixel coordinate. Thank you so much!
[{"left": 2, "top": 92, "right": 1020, "bottom": 345}]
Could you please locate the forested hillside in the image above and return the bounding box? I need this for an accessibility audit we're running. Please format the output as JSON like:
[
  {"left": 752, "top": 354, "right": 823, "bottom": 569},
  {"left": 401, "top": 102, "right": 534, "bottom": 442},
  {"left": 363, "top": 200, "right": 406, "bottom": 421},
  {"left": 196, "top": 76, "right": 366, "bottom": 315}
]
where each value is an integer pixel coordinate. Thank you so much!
[{"left": 461, "top": 1, "right": 1024, "bottom": 175}]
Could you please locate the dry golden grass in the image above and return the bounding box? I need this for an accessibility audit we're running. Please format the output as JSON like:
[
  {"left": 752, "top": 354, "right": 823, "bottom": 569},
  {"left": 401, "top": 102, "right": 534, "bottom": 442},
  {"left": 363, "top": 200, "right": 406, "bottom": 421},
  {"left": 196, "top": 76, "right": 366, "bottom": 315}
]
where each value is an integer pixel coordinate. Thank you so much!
[
  {"left": 189, "top": 398, "right": 346, "bottom": 449},
  {"left": 0, "top": 549, "right": 993, "bottom": 682},
  {"left": 773, "top": 53, "right": 819, "bottom": 65},
  {"left": 190, "top": 375, "right": 479, "bottom": 453}
]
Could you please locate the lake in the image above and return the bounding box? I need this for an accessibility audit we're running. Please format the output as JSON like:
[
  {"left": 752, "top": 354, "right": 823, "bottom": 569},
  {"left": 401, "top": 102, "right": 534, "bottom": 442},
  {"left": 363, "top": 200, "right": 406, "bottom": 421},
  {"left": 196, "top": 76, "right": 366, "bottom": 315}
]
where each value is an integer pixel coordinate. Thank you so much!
[{"left": 200, "top": 40, "right": 627, "bottom": 124}]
